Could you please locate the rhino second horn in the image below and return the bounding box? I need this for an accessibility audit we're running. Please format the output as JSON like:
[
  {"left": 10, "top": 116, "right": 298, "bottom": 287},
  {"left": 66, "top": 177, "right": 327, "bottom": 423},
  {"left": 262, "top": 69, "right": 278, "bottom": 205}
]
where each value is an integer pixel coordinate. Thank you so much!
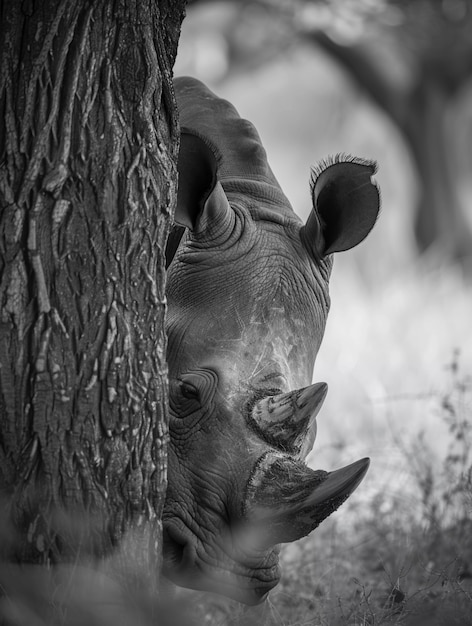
[{"left": 250, "top": 382, "right": 328, "bottom": 457}]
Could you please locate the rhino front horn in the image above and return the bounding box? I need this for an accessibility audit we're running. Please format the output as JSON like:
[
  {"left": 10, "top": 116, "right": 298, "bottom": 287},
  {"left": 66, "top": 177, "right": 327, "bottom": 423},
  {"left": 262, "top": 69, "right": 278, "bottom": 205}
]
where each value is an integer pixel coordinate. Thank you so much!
[
  {"left": 244, "top": 453, "right": 369, "bottom": 546},
  {"left": 250, "top": 382, "right": 327, "bottom": 458}
]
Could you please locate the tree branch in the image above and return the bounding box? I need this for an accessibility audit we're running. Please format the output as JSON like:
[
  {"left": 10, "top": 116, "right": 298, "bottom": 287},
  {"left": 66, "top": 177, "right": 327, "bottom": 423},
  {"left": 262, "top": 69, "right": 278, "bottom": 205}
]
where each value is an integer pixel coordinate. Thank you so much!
[{"left": 306, "top": 30, "right": 410, "bottom": 130}]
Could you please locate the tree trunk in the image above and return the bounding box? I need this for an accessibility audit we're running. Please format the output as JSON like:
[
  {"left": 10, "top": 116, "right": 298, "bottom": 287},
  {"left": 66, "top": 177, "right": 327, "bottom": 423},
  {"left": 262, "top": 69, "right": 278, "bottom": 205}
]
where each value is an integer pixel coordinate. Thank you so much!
[
  {"left": 404, "top": 80, "right": 472, "bottom": 266},
  {"left": 310, "top": 32, "right": 472, "bottom": 269},
  {"left": 0, "top": 0, "right": 185, "bottom": 587}
]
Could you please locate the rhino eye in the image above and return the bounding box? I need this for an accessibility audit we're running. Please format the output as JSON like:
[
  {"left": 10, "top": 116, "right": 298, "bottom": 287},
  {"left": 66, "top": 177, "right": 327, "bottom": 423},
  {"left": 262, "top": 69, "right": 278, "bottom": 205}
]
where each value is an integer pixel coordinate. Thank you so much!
[
  {"left": 171, "top": 369, "right": 217, "bottom": 415},
  {"left": 180, "top": 381, "right": 199, "bottom": 400}
]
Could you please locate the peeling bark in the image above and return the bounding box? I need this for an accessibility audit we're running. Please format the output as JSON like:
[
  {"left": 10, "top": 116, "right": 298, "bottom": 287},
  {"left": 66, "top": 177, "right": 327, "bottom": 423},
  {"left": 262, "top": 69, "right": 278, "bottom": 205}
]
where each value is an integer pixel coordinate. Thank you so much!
[{"left": 0, "top": 0, "right": 185, "bottom": 580}]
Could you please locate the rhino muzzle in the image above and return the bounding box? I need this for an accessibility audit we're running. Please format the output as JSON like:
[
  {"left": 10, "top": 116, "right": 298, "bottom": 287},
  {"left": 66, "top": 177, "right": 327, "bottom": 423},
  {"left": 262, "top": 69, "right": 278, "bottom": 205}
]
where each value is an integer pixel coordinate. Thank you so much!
[
  {"left": 162, "top": 520, "right": 280, "bottom": 605},
  {"left": 163, "top": 379, "right": 370, "bottom": 605}
]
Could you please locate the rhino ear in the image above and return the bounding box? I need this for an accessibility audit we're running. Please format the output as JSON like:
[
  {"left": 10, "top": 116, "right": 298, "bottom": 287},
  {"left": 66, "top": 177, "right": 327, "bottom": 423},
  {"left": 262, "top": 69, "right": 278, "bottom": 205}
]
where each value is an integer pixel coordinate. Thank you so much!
[
  {"left": 176, "top": 131, "right": 231, "bottom": 233},
  {"left": 165, "top": 224, "right": 186, "bottom": 269},
  {"left": 301, "top": 156, "right": 380, "bottom": 258}
]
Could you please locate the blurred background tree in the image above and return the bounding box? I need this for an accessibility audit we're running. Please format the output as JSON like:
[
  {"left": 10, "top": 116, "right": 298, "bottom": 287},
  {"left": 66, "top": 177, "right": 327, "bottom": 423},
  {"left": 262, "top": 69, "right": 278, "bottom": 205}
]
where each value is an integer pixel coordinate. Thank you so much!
[
  {"left": 184, "top": 0, "right": 472, "bottom": 270},
  {"left": 302, "top": 0, "right": 472, "bottom": 269}
]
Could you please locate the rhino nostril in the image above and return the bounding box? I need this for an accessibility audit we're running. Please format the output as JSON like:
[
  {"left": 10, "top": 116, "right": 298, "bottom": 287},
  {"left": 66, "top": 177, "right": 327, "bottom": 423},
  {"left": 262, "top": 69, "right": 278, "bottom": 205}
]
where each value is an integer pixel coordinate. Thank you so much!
[
  {"left": 163, "top": 532, "right": 184, "bottom": 566},
  {"left": 163, "top": 524, "right": 194, "bottom": 572}
]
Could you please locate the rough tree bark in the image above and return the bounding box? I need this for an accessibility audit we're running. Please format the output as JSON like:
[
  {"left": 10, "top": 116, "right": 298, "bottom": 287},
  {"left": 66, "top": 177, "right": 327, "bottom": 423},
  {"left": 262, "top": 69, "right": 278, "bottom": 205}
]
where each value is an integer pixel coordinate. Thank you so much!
[{"left": 0, "top": 0, "right": 185, "bottom": 584}]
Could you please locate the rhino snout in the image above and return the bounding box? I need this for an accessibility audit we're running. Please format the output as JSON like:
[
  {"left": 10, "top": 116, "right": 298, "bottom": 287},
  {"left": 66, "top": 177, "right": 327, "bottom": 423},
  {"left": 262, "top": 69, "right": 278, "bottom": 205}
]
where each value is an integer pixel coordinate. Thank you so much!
[
  {"left": 162, "top": 523, "right": 195, "bottom": 578},
  {"left": 162, "top": 520, "right": 280, "bottom": 605}
]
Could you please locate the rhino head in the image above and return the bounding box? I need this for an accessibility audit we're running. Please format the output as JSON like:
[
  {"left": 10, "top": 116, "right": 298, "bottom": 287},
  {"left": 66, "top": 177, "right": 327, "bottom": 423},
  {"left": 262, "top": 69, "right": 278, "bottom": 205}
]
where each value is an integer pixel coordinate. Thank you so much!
[{"left": 163, "top": 77, "right": 380, "bottom": 605}]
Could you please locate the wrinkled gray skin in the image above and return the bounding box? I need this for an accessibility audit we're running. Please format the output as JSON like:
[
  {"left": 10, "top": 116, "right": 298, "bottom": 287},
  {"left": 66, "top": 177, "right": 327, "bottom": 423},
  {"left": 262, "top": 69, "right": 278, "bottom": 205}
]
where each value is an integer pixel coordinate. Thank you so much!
[{"left": 163, "top": 77, "right": 380, "bottom": 605}]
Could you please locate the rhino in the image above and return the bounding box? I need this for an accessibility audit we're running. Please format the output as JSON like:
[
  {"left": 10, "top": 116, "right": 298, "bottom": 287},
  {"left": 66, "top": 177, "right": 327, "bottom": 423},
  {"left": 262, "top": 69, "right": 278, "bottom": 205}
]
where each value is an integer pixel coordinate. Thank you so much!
[{"left": 163, "top": 76, "right": 380, "bottom": 605}]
